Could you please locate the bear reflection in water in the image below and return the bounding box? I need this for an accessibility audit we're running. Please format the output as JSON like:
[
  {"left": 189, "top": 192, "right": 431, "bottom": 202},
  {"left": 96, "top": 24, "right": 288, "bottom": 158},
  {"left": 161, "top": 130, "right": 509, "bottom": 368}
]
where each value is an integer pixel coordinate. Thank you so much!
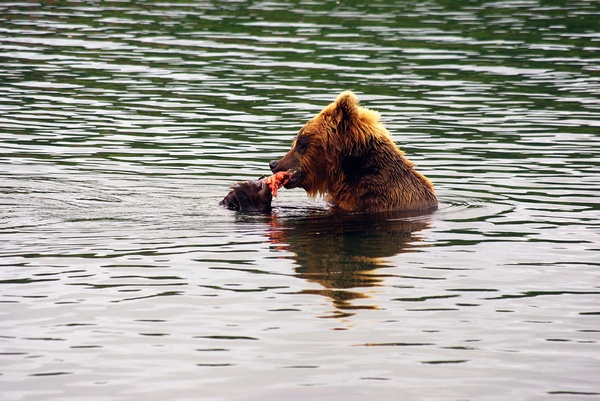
[{"left": 243, "top": 209, "right": 433, "bottom": 318}]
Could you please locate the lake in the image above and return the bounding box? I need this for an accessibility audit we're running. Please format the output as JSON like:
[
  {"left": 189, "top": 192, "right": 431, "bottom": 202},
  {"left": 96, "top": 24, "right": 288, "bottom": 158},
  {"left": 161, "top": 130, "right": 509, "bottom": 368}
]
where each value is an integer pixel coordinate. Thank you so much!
[{"left": 1, "top": 1, "right": 599, "bottom": 400}]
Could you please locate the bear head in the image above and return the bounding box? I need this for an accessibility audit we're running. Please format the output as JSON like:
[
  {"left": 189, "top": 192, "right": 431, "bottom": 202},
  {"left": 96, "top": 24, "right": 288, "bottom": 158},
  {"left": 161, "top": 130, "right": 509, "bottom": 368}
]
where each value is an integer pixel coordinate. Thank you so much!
[{"left": 269, "top": 91, "right": 390, "bottom": 198}]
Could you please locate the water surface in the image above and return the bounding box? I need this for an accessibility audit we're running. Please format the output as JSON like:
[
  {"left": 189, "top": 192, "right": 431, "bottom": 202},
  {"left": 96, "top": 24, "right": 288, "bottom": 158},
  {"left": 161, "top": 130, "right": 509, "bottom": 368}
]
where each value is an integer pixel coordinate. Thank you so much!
[{"left": 1, "top": 1, "right": 599, "bottom": 400}]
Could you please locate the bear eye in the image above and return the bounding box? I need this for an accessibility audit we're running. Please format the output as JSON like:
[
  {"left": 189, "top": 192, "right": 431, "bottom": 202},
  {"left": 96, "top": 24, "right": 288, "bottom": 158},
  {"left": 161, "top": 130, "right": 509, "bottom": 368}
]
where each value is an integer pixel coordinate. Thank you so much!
[{"left": 295, "top": 135, "right": 310, "bottom": 154}]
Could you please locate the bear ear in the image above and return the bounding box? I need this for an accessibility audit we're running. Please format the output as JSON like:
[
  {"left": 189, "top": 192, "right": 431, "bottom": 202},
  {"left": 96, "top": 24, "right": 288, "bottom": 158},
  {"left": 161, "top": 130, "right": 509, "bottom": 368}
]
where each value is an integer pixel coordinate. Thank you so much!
[{"left": 333, "top": 91, "right": 359, "bottom": 120}]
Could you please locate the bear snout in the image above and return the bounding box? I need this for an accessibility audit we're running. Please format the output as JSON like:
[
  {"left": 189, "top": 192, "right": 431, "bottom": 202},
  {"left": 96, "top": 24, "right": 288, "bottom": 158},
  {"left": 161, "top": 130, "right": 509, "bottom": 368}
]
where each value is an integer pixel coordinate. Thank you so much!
[{"left": 269, "top": 160, "right": 279, "bottom": 172}]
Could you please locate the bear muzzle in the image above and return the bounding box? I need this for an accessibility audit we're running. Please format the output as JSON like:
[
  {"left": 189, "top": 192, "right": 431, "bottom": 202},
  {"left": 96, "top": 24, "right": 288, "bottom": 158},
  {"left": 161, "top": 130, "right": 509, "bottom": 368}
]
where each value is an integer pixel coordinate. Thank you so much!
[{"left": 269, "top": 160, "right": 301, "bottom": 189}]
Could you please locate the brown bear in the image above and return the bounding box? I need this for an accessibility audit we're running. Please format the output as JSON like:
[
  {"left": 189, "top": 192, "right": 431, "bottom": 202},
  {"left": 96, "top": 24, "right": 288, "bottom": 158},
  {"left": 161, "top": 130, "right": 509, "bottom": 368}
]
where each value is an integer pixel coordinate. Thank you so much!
[{"left": 269, "top": 91, "right": 438, "bottom": 213}]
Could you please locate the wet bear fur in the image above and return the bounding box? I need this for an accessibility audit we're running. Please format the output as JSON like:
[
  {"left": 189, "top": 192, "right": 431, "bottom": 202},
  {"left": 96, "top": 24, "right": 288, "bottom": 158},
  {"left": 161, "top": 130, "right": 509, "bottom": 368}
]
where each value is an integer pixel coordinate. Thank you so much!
[{"left": 269, "top": 91, "right": 438, "bottom": 213}]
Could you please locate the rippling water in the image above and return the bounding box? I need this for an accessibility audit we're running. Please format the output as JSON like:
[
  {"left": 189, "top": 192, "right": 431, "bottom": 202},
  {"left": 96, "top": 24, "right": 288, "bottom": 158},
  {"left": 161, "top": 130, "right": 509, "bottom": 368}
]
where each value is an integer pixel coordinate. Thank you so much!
[{"left": 1, "top": 1, "right": 599, "bottom": 400}]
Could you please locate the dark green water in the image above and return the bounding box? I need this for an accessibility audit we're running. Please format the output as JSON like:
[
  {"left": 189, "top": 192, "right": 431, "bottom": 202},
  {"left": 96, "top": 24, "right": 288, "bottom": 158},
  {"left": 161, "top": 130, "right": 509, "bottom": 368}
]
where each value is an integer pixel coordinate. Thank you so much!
[{"left": 1, "top": 1, "right": 599, "bottom": 400}]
